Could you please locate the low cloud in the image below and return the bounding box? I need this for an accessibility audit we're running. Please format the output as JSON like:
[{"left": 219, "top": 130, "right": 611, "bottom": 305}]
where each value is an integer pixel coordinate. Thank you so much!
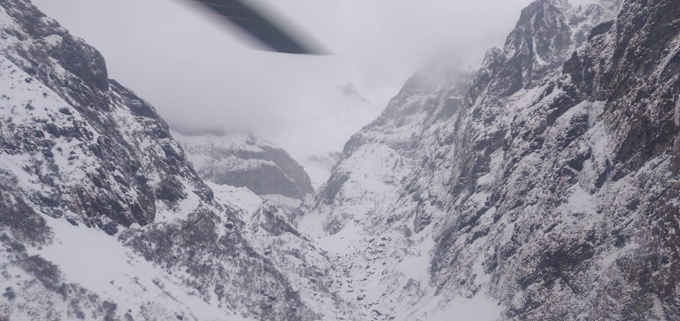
[{"left": 33, "top": 0, "right": 534, "bottom": 160}]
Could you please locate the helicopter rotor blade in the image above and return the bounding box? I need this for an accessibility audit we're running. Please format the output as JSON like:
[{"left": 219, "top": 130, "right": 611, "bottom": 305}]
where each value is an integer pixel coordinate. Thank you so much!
[{"left": 191, "top": 0, "right": 322, "bottom": 54}]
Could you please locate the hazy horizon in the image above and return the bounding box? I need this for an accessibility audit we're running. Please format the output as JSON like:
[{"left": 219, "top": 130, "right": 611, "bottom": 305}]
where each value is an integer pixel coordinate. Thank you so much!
[{"left": 32, "top": 0, "right": 535, "bottom": 183}]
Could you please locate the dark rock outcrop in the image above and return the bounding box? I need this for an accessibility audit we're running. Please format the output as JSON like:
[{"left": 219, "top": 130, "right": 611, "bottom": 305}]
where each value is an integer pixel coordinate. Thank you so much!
[
  {"left": 0, "top": 1, "right": 352, "bottom": 320},
  {"left": 0, "top": 0, "right": 212, "bottom": 229},
  {"left": 300, "top": 0, "right": 680, "bottom": 319}
]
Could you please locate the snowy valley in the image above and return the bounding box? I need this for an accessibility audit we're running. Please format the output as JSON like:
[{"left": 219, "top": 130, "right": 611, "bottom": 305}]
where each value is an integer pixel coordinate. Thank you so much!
[{"left": 2, "top": 0, "right": 680, "bottom": 320}]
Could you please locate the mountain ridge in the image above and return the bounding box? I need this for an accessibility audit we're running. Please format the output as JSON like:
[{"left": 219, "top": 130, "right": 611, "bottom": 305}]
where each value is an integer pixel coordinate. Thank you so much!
[
  {"left": 172, "top": 129, "right": 314, "bottom": 200},
  {"left": 299, "top": 0, "right": 680, "bottom": 319},
  {"left": 3, "top": 0, "right": 680, "bottom": 320},
  {"left": 0, "top": 1, "right": 355, "bottom": 319}
]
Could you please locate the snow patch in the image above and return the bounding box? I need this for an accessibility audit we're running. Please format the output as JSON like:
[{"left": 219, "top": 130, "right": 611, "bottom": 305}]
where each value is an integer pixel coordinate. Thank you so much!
[
  {"left": 37, "top": 216, "right": 252, "bottom": 321},
  {"left": 43, "top": 34, "right": 63, "bottom": 47},
  {"left": 415, "top": 291, "right": 502, "bottom": 321}
]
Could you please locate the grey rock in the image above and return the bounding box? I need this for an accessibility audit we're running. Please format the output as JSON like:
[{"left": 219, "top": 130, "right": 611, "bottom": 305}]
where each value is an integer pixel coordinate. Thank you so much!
[
  {"left": 173, "top": 129, "right": 314, "bottom": 199},
  {"left": 305, "top": 0, "right": 680, "bottom": 319},
  {"left": 0, "top": 1, "right": 353, "bottom": 320}
]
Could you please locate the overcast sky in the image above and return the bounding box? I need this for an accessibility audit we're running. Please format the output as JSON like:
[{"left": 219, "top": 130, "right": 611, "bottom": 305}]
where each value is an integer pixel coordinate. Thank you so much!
[{"left": 32, "top": 0, "right": 534, "bottom": 184}]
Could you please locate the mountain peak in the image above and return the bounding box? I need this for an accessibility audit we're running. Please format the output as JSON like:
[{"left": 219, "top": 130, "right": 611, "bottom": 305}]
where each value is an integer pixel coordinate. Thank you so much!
[{"left": 477, "top": 0, "right": 614, "bottom": 97}]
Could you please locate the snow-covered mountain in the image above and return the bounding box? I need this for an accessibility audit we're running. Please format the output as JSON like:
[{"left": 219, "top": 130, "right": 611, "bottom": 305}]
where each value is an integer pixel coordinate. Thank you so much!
[
  {"left": 173, "top": 129, "right": 314, "bottom": 201},
  {"left": 0, "top": 1, "right": 356, "bottom": 320},
  {"left": 301, "top": 0, "right": 680, "bottom": 319},
  {"left": 3, "top": 0, "right": 680, "bottom": 320}
]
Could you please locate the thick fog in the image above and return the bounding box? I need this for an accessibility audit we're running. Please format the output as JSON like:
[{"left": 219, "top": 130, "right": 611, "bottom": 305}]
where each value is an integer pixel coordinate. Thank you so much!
[{"left": 32, "top": 0, "right": 534, "bottom": 184}]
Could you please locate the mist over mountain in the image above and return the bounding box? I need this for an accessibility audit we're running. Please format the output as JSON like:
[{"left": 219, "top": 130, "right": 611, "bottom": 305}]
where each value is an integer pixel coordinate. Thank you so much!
[
  {"left": 2, "top": 0, "right": 680, "bottom": 320},
  {"left": 172, "top": 129, "right": 314, "bottom": 200}
]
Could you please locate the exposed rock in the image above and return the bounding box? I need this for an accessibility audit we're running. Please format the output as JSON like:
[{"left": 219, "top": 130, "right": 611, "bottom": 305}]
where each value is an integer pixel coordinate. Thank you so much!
[
  {"left": 300, "top": 0, "right": 680, "bottom": 319},
  {"left": 173, "top": 129, "right": 314, "bottom": 199},
  {"left": 4, "top": 0, "right": 678, "bottom": 320},
  {"left": 0, "top": 1, "right": 354, "bottom": 320}
]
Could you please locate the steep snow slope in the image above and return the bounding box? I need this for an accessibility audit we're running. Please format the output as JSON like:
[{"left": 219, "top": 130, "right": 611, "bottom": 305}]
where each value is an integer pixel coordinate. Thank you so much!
[
  {"left": 300, "top": 0, "right": 680, "bottom": 320},
  {"left": 173, "top": 129, "right": 314, "bottom": 200},
  {"left": 308, "top": 65, "right": 474, "bottom": 236},
  {"left": 299, "top": 63, "right": 479, "bottom": 320},
  {"left": 0, "top": 1, "right": 356, "bottom": 320},
  {"left": 4, "top": 0, "right": 679, "bottom": 320},
  {"left": 208, "top": 182, "right": 362, "bottom": 320}
]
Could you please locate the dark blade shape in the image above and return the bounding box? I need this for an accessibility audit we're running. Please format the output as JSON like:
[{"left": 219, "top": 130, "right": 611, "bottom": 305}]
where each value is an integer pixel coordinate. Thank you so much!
[{"left": 192, "top": 0, "right": 320, "bottom": 54}]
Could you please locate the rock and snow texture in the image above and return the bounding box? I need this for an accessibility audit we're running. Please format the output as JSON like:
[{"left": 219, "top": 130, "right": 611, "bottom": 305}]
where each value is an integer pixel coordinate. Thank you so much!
[
  {"left": 173, "top": 129, "right": 314, "bottom": 200},
  {"left": 301, "top": 0, "right": 680, "bottom": 320},
  {"left": 3, "top": 0, "right": 680, "bottom": 320},
  {"left": 0, "top": 1, "right": 356, "bottom": 320}
]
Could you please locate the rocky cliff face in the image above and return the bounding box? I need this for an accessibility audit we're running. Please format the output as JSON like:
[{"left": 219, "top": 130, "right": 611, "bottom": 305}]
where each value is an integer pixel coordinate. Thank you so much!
[
  {"left": 0, "top": 0, "right": 212, "bottom": 231},
  {"left": 311, "top": 65, "right": 473, "bottom": 235},
  {"left": 301, "top": 0, "right": 680, "bottom": 319},
  {"left": 0, "top": 1, "right": 354, "bottom": 320},
  {"left": 173, "top": 129, "right": 314, "bottom": 200},
  {"left": 3, "top": 0, "right": 680, "bottom": 320}
]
